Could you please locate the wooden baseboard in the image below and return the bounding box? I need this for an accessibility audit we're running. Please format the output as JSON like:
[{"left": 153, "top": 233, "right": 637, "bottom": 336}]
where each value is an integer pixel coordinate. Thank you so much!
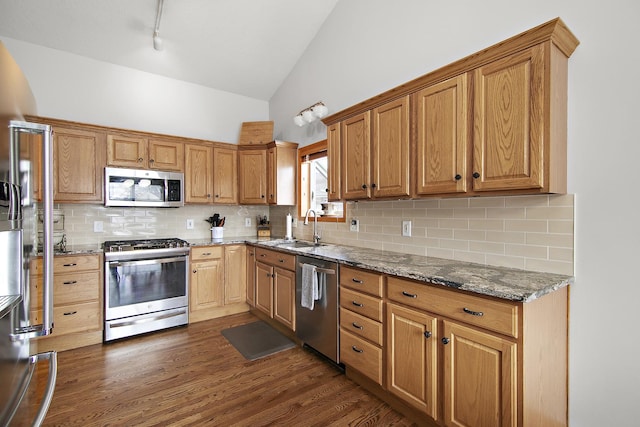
[
  {"left": 31, "top": 330, "right": 103, "bottom": 353},
  {"left": 189, "top": 303, "right": 250, "bottom": 323}
]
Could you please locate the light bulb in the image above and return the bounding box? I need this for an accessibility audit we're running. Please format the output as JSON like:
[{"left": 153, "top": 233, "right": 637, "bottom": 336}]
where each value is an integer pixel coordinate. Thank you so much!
[
  {"left": 312, "top": 103, "right": 328, "bottom": 118},
  {"left": 293, "top": 115, "right": 305, "bottom": 127},
  {"left": 302, "top": 109, "right": 315, "bottom": 123}
]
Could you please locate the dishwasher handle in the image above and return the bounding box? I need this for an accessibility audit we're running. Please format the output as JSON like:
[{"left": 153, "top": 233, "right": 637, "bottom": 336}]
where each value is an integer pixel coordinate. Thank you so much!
[{"left": 298, "top": 263, "right": 335, "bottom": 275}]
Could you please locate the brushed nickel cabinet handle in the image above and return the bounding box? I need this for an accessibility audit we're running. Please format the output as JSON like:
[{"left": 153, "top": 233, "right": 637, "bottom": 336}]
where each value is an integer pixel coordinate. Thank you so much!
[
  {"left": 62, "top": 280, "right": 77, "bottom": 285},
  {"left": 352, "top": 322, "right": 363, "bottom": 330},
  {"left": 352, "top": 301, "right": 363, "bottom": 307},
  {"left": 63, "top": 311, "right": 77, "bottom": 316},
  {"left": 351, "top": 278, "right": 363, "bottom": 284},
  {"left": 463, "top": 307, "right": 484, "bottom": 316},
  {"left": 351, "top": 345, "right": 363, "bottom": 353},
  {"left": 402, "top": 291, "right": 417, "bottom": 298}
]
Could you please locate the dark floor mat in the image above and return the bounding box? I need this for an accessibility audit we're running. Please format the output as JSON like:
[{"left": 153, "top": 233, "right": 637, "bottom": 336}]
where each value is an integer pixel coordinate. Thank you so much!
[{"left": 221, "top": 321, "right": 296, "bottom": 361}]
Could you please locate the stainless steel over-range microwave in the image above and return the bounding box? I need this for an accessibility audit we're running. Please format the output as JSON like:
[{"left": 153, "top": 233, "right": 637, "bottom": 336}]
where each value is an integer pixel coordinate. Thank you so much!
[{"left": 104, "top": 167, "right": 184, "bottom": 207}]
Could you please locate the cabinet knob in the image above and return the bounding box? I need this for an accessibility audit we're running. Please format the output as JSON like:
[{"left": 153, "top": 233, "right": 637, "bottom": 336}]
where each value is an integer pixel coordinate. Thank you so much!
[
  {"left": 442, "top": 337, "right": 450, "bottom": 345},
  {"left": 149, "top": 159, "right": 155, "bottom": 164},
  {"left": 361, "top": 184, "right": 368, "bottom": 189},
  {"left": 455, "top": 174, "right": 462, "bottom": 180},
  {"left": 325, "top": 188, "right": 329, "bottom": 192},
  {"left": 261, "top": 195, "right": 265, "bottom": 198},
  {"left": 215, "top": 194, "right": 219, "bottom": 198},
  {"left": 193, "top": 269, "right": 197, "bottom": 273},
  {"left": 371, "top": 183, "right": 377, "bottom": 188},
  {"left": 472, "top": 172, "right": 480, "bottom": 179},
  {"left": 207, "top": 194, "right": 211, "bottom": 198},
  {"left": 424, "top": 331, "right": 432, "bottom": 339},
  {"left": 138, "top": 157, "right": 144, "bottom": 163}
]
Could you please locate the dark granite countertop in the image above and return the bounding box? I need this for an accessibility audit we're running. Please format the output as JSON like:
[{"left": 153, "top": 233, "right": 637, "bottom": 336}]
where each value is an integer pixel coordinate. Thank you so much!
[
  {"left": 49, "top": 237, "right": 573, "bottom": 303},
  {"left": 247, "top": 239, "right": 573, "bottom": 303}
]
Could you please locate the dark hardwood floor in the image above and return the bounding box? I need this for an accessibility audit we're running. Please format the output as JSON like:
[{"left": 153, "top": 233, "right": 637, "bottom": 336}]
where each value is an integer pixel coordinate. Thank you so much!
[{"left": 33, "top": 313, "right": 416, "bottom": 426}]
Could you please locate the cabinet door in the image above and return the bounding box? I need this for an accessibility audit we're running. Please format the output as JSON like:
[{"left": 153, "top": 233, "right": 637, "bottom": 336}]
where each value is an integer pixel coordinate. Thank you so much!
[
  {"left": 238, "top": 149, "right": 267, "bottom": 204},
  {"left": 326, "top": 123, "right": 341, "bottom": 201},
  {"left": 184, "top": 143, "right": 213, "bottom": 204},
  {"left": 443, "top": 320, "right": 517, "bottom": 427},
  {"left": 415, "top": 74, "right": 469, "bottom": 195},
  {"left": 387, "top": 303, "right": 439, "bottom": 420},
  {"left": 255, "top": 262, "right": 273, "bottom": 317},
  {"left": 273, "top": 267, "right": 295, "bottom": 331},
  {"left": 148, "top": 139, "right": 184, "bottom": 171},
  {"left": 267, "top": 147, "right": 277, "bottom": 204},
  {"left": 190, "top": 259, "right": 224, "bottom": 312},
  {"left": 246, "top": 246, "right": 256, "bottom": 307},
  {"left": 107, "top": 134, "right": 147, "bottom": 168},
  {"left": 213, "top": 147, "right": 238, "bottom": 204},
  {"left": 224, "top": 245, "right": 246, "bottom": 305},
  {"left": 53, "top": 126, "right": 105, "bottom": 202},
  {"left": 473, "top": 45, "right": 544, "bottom": 191},
  {"left": 372, "top": 96, "right": 410, "bottom": 198},
  {"left": 341, "top": 111, "right": 371, "bottom": 199}
]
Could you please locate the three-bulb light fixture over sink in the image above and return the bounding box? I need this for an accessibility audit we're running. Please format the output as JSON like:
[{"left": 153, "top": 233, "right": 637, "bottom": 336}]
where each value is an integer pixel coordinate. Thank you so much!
[{"left": 293, "top": 102, "right": 329, "bottom": 126}]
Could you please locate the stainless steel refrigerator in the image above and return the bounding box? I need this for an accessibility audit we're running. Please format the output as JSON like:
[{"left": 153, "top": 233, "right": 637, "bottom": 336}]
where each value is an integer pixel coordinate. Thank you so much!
[{"left": 0, "top": 41, "right": 57, "bottom": 426}]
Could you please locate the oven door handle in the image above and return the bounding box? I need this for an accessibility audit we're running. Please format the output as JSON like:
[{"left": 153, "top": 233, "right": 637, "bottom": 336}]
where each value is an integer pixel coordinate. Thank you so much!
[
  {"left": 107, "top": 309, "right": 188, "bottom": 328},
  {"left": 108, "top": 256, "right": 187, "bottom": 268}
]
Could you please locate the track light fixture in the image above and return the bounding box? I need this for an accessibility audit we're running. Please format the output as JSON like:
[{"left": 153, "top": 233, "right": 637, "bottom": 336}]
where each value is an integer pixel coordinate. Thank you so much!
[
  {"left": 153, "top": 0, "right": 165, "bottom": 51},
  {"left": 293, "top": 102, "right": 329, "bottom": 127}
]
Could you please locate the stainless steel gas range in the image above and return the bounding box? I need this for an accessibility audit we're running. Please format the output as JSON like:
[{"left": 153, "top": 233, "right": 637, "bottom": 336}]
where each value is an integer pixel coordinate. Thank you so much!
[{"left": 103, "top": 238, "right": 190, "bottom": 341}]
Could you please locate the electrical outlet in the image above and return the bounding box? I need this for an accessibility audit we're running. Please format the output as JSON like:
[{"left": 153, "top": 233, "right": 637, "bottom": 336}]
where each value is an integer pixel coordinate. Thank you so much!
[
  {"left": 245, "top": 217, "right": 252, "bottom": 227},
  {"left": 186, "top": 219, "right": 194, "bottom": 229},
  {"left": 402, "top": 220, "right": 412, "bottom": 237},
  {"left": 350, "top": 219, "right": 359, "bottom": 232},
  {"left": 93, "top": 221, "right": 103, "bottom": 233},
  {"left": 292, "top": 217, "right": 298, "bottom": 227}
]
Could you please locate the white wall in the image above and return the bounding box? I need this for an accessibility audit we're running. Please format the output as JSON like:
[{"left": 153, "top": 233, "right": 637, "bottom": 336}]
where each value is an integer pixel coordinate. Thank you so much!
[
  {"left": 270, "top": 1, "right": 640, "bottom": 425},
  {"left": 1, "top": 37, "right": 269, "bottom": 143}
]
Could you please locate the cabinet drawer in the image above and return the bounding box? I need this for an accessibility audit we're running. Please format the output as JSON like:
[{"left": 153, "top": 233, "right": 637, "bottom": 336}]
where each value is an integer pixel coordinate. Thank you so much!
[
  {"left": 255, "top": 248, "right": 296, "bottom": 271},
  {"left": 30, "top": 271, "right": 100, "bottom": 309},
  {"left": 340, "top": 266, "right": 384, "bottom": 297},
  {"left": 340, "top": 330, "right": 383, "bottom": 385},
  {"left": 340, "top": 307, "right": 383, "bottom": 346},
  {"left": 387, "top": 276, "right": 519, "bottom": 338},
  {"left": 32, "top": 254, "right": 100, "bottom": 275},
  {"left": 191, "top": 245, "right": 223, "bottom": 261},
  {"left": 340, "top": 287, "right": 383, "bottom": 322},
  {"left": 32, "top": 301, "right": 101, "bottom": 335}
]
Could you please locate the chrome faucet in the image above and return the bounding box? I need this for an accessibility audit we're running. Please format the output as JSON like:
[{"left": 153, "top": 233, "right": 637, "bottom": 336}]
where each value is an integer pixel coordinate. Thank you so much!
[{"left": 304, "top": 209, "right": 321, "bottom": 245}]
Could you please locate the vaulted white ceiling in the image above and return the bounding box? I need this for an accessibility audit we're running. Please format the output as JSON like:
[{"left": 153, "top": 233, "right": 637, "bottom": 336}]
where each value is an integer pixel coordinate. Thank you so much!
[{"left": 0, "top": 0, "right": 340, "bottom": 100}]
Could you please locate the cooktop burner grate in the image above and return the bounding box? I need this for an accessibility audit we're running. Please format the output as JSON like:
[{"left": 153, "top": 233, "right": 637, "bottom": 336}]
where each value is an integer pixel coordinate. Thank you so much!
[{"left": 103, "top": 238, "right": 190, "bottom": 252}]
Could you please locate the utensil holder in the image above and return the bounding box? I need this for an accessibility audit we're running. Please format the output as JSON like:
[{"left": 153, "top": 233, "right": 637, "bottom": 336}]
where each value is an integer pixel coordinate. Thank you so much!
[{"left": 211, "top": 227, "right": 223, "bottom": 240}]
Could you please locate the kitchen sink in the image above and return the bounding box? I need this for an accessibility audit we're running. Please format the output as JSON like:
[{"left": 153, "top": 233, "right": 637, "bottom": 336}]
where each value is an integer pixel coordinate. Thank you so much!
[{"left": 276, "top": 240, "right": 324, "bottom": 249}]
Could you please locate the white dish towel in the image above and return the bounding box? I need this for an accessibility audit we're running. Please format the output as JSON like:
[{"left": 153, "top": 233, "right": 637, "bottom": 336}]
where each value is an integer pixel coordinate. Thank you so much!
[{"left": 301, "top": 263, "right": 318, "bottom": 310}]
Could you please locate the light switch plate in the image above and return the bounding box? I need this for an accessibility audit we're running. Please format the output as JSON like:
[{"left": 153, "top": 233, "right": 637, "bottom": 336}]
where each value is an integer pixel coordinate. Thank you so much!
[
  {"left": 245, "top": 217, "right": 252, "bottom": 227},
  {"left": 93, "top": 221, "right": 103, "bottom": 233},
  {"left": 402, "top": 220, "right": 412, "bottom": 236},
  {"left": 186, "top": 219, "right": 194, "bottom": 229}
]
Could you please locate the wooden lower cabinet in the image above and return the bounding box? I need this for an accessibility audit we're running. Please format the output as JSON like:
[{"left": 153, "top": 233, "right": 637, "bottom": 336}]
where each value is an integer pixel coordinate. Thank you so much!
[
  {"left": 253, "top": 248, "right": 296, "bottom": 331},
  {"left": 190, "top": 245, "right": 249, "bottom": 323},
  {"left": 245, "top": 246, "right": 256, "bottom": 307},
  {"left": 387, "top": 303, "right": 439, "bottom": 421},
  {"left": 30, "top": 253, "right": 103, "bottom": 352},
  {"left": 443, "top": 320, "right": 516, "bottom": 427}
]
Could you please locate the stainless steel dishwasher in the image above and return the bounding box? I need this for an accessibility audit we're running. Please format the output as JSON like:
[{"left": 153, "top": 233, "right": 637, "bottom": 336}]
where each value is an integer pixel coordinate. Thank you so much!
[{"left": 295, "top": 255, "right": 340, "bottom": 364}]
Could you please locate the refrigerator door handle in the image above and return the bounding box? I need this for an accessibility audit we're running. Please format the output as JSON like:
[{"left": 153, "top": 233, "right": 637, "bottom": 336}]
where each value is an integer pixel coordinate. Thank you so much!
[
  {"left": 9, "top": 122, "right": 54, "bottom": 339},
  {"left": 0, "top": 351, "right": 57, "bottom": 427}
]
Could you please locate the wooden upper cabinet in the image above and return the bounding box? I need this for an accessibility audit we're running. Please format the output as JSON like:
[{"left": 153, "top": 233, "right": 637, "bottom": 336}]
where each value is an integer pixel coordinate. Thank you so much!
[
  {"left": 106, "top": 134, "right": 146, "bottom": 168},
  {"left": 341, "top": 111, "right": 371, "bottom": 200},
  {"left": 184, "top": 143, "right": 213, "bottom": 204},
  {"left": 53, "top": 126, "right": 106, "bottom": 203},
  {"left": 472, "top": 45, "right": 545, "bottom": 192},
  {"left": 213, "top": 147, "right": 238, "bottom": 204},
  {"left": 372, "top": 96, "right": 410, "bottom": 198},
  {"left": 238, "top": 148, "right": 267, "bottom": 205},
  {"left": 414, "top": 75, "right": 469, "bottom": 196},
  {"left": 266, "top": 141, "right": 298, "bottom": 206},
  {"left": 147, "top": 139, "right": 184, "bottom": 172},
  {"left": 107, "top": 134, "right": 184, "bottom": 171},
  {"left": 326, "top": 123, "right": 341, "bottom": 201}
]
